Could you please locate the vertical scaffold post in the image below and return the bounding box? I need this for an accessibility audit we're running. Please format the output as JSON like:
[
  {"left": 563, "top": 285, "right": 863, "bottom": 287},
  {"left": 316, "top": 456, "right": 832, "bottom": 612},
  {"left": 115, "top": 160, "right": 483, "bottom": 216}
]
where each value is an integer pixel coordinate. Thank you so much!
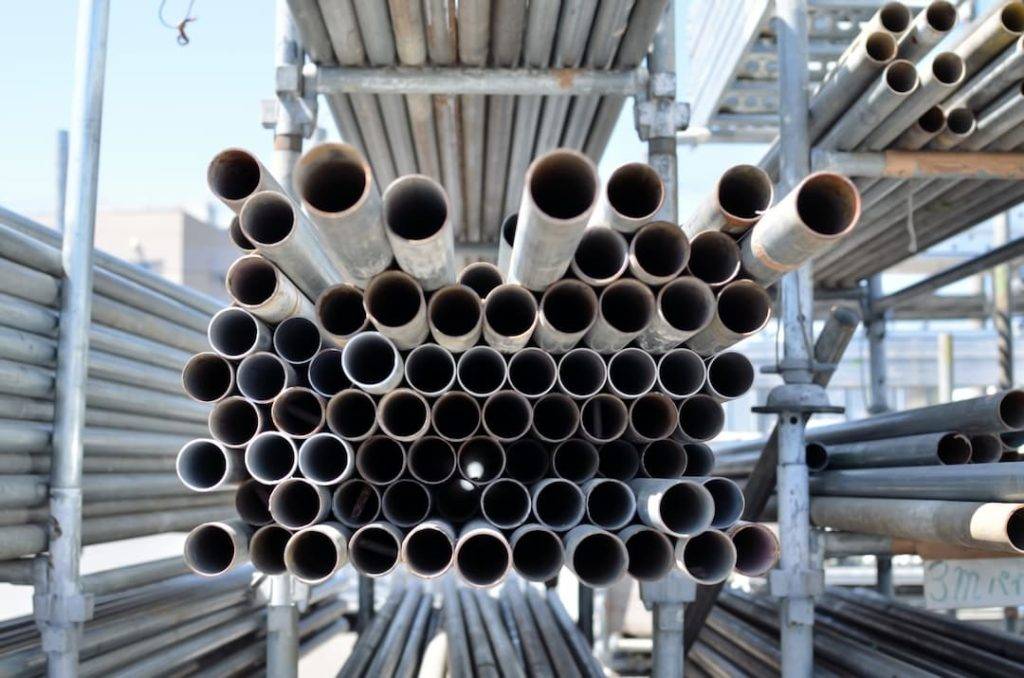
[
  {"left": 864, "top": 274, "right": 894, "bottom": 594},
  {"left": 267, "top": 574, "right": 299, "bottom": 678},
  {"left": 641, "top": 572, "right": 696, "bottom": 678},
  {"left": 38, "top": 1, "right": 109, "bottom": 674},
  {"left": 994, "top": 213, "right": 1014, "bottom": 390}
]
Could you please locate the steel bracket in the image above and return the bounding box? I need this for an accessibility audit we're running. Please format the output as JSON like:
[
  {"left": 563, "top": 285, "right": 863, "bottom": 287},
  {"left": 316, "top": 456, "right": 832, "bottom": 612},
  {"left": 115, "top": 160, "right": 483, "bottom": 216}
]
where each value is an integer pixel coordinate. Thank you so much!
[
  {"left": 753, "top": 383, "right": 843, "bottom": 415},
  {"left": 769, "top": 567, "right": 824, "bottom": 600},
  {"left": 263, "top": 67, "right": 319, "bottom": 138},
  {"left": 640, "top": 571, "right": 697, "bottom": 610},
  {"left": 34, "top": 588, "right": 94, "bottom": 652}
]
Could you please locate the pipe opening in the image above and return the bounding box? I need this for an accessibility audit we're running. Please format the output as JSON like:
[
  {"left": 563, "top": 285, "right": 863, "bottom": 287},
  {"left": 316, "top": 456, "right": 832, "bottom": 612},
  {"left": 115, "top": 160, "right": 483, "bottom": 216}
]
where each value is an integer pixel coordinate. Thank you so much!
[
  {"left": 185, "top": 524, "right": 238, "bottom": 575},
  {"left": 704, "top": 477, "right": 744, "bottom": 528},
  {"left": 886, "top": 60, "right": 918, "bottom": 93},
  {"left": 1007, "top": 508, "right": 1024, "bottom": 551},
  {"left": 327, "top": 390, "right": 377, "bottom": 440},
  {"left": 632, "top": 222, "right": 690, "bottom": 278},
  {"left": 970, "top": 434, "right": 1003, "bottom": 464},
  {"left": 316, "top": 285, "right": 366, "bottom": 338},
  {"left": 509, "top": 349, "right": 557, "bottom": 397},
  {"left": 573, "top": 228, "right": 628, "bottom": 282},
  {"left": 226, "top": 257, "right": 279, "bottom": 308},
  {"left": 879, "top": 2, "right": 912, "bottom": 33},
  {"left": 718, "top": 165, "right": 773, "bottom": 220},
  {"left": 272, "top": 389, "right": 324, "bottom": 437},
  {"left": 405, "top": 526, "right": 454, "bottom": 577},
  {"left": 630, "top": 394, "right": 678, "bottom": 440},
  {"left": 385, "top": 176, "right": 448, "bottom": 240},
  {"left": 365, "top": 272, "right": 424, "bottom": 329},
  {"left": 864, "top": 31, "right": 897, "bottom": 62},
  {"left": 717, "top": 281, "right": 771, "bottom": 334},
  {"left": 931, "top": 52, "right": 965, "bottom": 85},
  {"left": 512, "top": 528, "right": 563, "bottom": 581},
  {"left": 572, "top": 531, "right": 627, "bottom": 587},
  {"left": 229, "top": 217, "right": 255, "bottom": 251},
  {"left": 356, "top": 437, "right": 405, "bottom": 484},
  {"left": 274, "top": 317, "right": 321, "bottom": 364},
  {"left": 731, "top": 524, "right": 778, "bottom": 576},
  {"left": 342, "top": 333, "right": 398, "bottom": 387},
  {"left": 245, "top": 432, "right": 296, "bottom": 483},
  {"left": 430, "top": 285, "right": 481, "bottom": 337},
  {"left": 581, "top": 395, "right": 628, "bottom": 442},
  {"left": 486, "top": 285, "right": 537, "bottom": 337},
  {"left": 177, "top": 440, "right": 229, "bottom": 490},
  {"left": 678, "top": 395, "right": 725, "bottom": 441},
  {"left": 432, "top": 392, "right": 481, "bottom": 441},
  {"left": 687, "top": 232, "right": 740, "bottom": 285},
  {"left": 918, "top": 106, "right": 947, "bottom": 133},
  {"left": 945, "top": 108, "right": 976, "bottom": 136},
  {"left": 483, "top": 391, "right": 532, "bottom": 440},
  {"left": 533, "top": 394, "right": 580, "bottom": 441},
  {"left": 458, "top": 437, "right": 506, "bottom": 483},
  {"left": 541, "top": 280, "right": 597, "bottom": 334},
  {"left": 608, "top": 349, "right": 657, "bottom": 397},
  {"left": 309, "top": 349, "right": 350, "bottom": 396},
  {"left": 679, "top": 531, "right": 736, "bottom": 583},
  {"left": 658, "top": 349, "right": 706, "bottom": 398},
  {"left": 796, "top": 173, "right": 861, "bottom": 236},
  {"left": 270, "top": 480, "right": 326, "bottom": 528},
  {"left": 458, "top": 263, "right": 503, "bottom": 299},
  {"left": 505, "top": 439, "right": 550, "bottom": 483},
  {"left": 661, "top": 482, "right": 713, "bottom": 534},
  {"left": 482, "top": 479, "right": 531, "bottom": 528},
  {"left": 624, "top": 528, "right": 674, "bottom": 581},
  {"left": 707, "top": 352, "right": 755, "bottom": 399},
  {"left": 559, "top": 349, "right": 606, "bottom": 398},
  {"left": 235, "top": 480, "right": 272, "bottom": 525},
  {"left": 606, "top": 163, "right": 663, "bottom": 219},
  {"left": 599, "top": 440, "right": 640, "bottom": 480},
  {"left": 241, "top": 192, "right": 295, "bottom": 245},
  {"left": 587, "top": 480, "right": 635, "bottom": 529},
  {"left": 208, "top": 149, "right": 260, "bottom": 201},
  {"left": 805, "top": 442, "right": 830, "bottom": 471},
  {"left": 350, "top": 525, "right": 400, "bottom": 576},
  {"left": 659, "top": 279, "right": 716, "bottom": 334},
  {"left": 501, "top": 213, "right": 518, "bottom": 246},
  {"left": 642, "top": 439, "right": 688, "bottom": 477},
  {"left": 379, "top": 389, "right": 429, "bottom": 439},
  {"left": 210, "top": 397, "right": 261, "bottom": 447},
  {"left": 408, "top": 437, "right": 457, "bottom": 484},
  {"left": 457, "top": 531, "right": 510, "bottom": 586},
  {"left": 600, "top": 280, "right": 654, "bottom": 333},
  {"left": 999, "top": 390, "right": 1024, "bottom": 429},
  {"left": 238, "top": 353, "right": 290, "bottom": 402},
  {"left": 182, "top": 354, "right": 233, "bottom": 402},
  {"left": 529, "top": 152, "right": 597, "bottom": 220},
  {"left": 457, "top": 347, "right": 507, "bottom": 396},
  {"left": 406, "top": 345, "right": 456, "bottom": 395},
  {"left": 382, "top": 480, "right": 431, "bottom": 526},
  {"left": 287, "top": 529, "right": 340, "bottom": 582},
  {"left": 299, "top": 434, "right": 352, "bottom": 484},
  {"left": 534, "top": 480, "right": 585, "bottom": 529},
  {"left": 251, "top": 525, "right": 290, "bottom": 575},
  {"left": 295, "top": 145, "right": 367, "bottom": 213},
  {"left": 553, "top": 439, "right": 600, "bottom": 482},
  {"left": 437, "top": 479, "right": 480, "bottom": 522},
  {"left": 936, "top": 433, "right": 971, "bottom": 465},
  {"left": 683, "top": 443, "right": 715, "bottom": 476},
  {"left": 210, "top": 307, "right": 263, "bottom": 358},
  {"left": 332, "top": 479, "right": 380, "bottom": 527},
  {"left": 1002, "top": 4, "right": 1024, "bottom": 33}
]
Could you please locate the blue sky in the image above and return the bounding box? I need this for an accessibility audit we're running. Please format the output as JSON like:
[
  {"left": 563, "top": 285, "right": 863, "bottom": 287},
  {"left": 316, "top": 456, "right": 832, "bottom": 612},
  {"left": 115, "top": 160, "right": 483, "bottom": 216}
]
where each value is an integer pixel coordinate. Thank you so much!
[{"left": 0, "top": 1, "right": 759, "bottom": 227}]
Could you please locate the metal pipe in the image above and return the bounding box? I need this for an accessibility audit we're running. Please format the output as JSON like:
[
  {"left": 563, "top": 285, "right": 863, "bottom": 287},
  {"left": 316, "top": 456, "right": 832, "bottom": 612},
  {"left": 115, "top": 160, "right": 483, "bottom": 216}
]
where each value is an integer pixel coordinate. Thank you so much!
[
  {"left": 455, "top": 519, "right": 513, "bottom": 588},
  {"left": 341, "top": 331, "right": 403, "bottom": 394},
  {"left": 970, "top": 433, "right": 1003, "bottom": 463},
  {"left": 456, "top": 345, "right": 507, "bottom": 397},
  {"left": 508, "top": 347, "right": 557, "bottom": 398},
  {"left": 564, "top": 524, "right": 628, "bottom": 588},
  {"left": 726, "top": 522, "right": 779, "bottom": 577},
  {"left": 181, "top": 353, "right": 234, "bottom": 404},
  {"left": 897, "top": 1, "right": 957, "bottom": 60},
  {"left": 686, "top": 280, "right": 772, "bottom": 356},
  {"left": 292, "top": 142, "right": 391, "bottom": 284},
  {"left": 531, "top": 478, "right": 586, "bottom": 531},
  {"left": 590, "top": 162, "right": 665, "bottom": 233},
  {"left": 583, "top": 478, "right": 636, "bottom": 530},
  {"left": 377, "top": 388, "right": 430, "bottom": 442},
  {"left": 688, "top": 231, "right": 742, "bottom": 289},
  {"left": 704, "top": 351, "right": 755, "bottom": 402},
  {"left": 497, "top": 213, "right": 517, "bottom": 277},
  {"left": 570, "top": 226, "right": 629, "bottom": 286},
  {"left": 598, "top": 439, "right": 639, "bottom": 481},
  {"left": 437, "top": 478, "right": 481, "bottom": 523},
  {"left": 355, "top": 436, "right": 406, "bottom": 485},
  {"left": 619, "top": 524, "right": 675, "bottom": 581},
  {"left": 284, "top": 522, "right": 349, "bottom": 584},
  {"left": 627, "top": 392, "right": 679, "bottom": 443},
  {"left": 349, "top": 521, "right": 403, "bottom": 577},
  {"left": 207, "top": 307, "right": 273, "bottom": 361},
  {"left": 557, "top": 348, "right": 606, "bottom": 399},
  {"left": 656, "top": 348, "right": 707, "bottom": 399},
  {"left": 228, "top": 216, "right": 255, "bottom": 252},
  {"left": 457, "top": 435, "right": 506, "bottom": 484},
  {"left": 952, "top": 3, "right": 1024, "bottom": 77},
  {"left": 236, "top": 352, "right": 297, "bottom": 404},
  {"left": 508, "top": 149, "right": 600, "bottom": 291},
  {"left": 483, "top": 283, "right": 538, "bottom": 353},
  {"left": 207, "top": 148, "right": 285, "bottom": 213},
  {"left": 509, "top": 524, "right": 565, "bottom": 582},
  {"left": 427, "top": 284, "right": 482, "bottom": 352},
  {"left": 504, "top": 438, "right": 550, "bottom": 484},
  {"left": 407, "top": 436, "right": 456, "bottom": 485},
  {"left": 822, "top": 431, "right": 971, "bottom": 469},
  {"left": 225, "top": 255, "right": 313, "bottom": 324},
  {"left": 176, "top": 439, "right": 245, "bottom": 492},
  {"left": 209, "top": 396, "right": 265, "bottom": 449},
  {"left": 946, "top": 34, "right": 1024, "bottom": 113},
  {"left": 430, "top": 391, "right": 481, "bottom": 442},
  {"left": 381, "top": 479, "right": 432, "bottom": 527},
  {"left": 640, "top": 438, "right": 689, "bottom": 478},
  {"left": 674, "top": 529, "right": 737, "bottom": 585},
  {"left": 631, "top": 478, "right": 715, "bottom": 536},
  {"left": 531, "top": 393, "right": 581, "bottom": 443},
  {"left": 699, "top": 476, "right": 745, "bottom": 528},
  {"left": 931, "top": 107, "right": 977, "bottom": 150},
  {"left": 332, "top": 478, "right": 381, "bottom": 528},
  {"left": 457, "top": 262, "right": 503, "bottom": 299},
  {"left": 677, "top": 394, "right": 726, "bottom": 442},
  {"left": 817, "top": 59, "right": 920, "bottom": 151},
  {"left": 382, "top": 174, "right": 456, "bottom": 290},
  {"left": 271, "top": 386, "right": 325, "bottom": 438},
  {"left": 250, "top": 523, "right": 290, "bottom": 575},
  {"left": 401, "top": 519, "right": 456, "bottom": 578},
  {"left": 325, "top": 388, "right": 378, "bottom": 442},
  {"left": 273, "top": 316, "right": 325, "bottom": 365},
  {"left": 482, "top": 390, "right": 533, "bottom": 442},
  {"left": 580, "top": 393, "right": 629, "bottom": 443},
  {"left": 297, "top": 433, "right": 354, "bottom": 485},
  {"left": 637, "top": 277, "right": 716, "bottom": 354},
  {"left": 363, "top": 270, "right": 428, "bottom": 349},
  {"left": 269, "top": 478, "right": 331, "bottom": 529},
  {"left": 308, "top": 348, "right": 350, "bottom": 397},
  {"left": 481, "top": 478, "right": 532, "bottom": 529},
  {"left": 684, "top": 165, "right": 774, "bottom": 238},
  {"left": 585, "top": 279, "right": 657, "bottom": 353},
  {"left": 183, "top": 520, "right": 251, "bottom": 576},
  {"left": 629, "top": 221, "right": 692, "bottom": 286},
  {"left": 314, "top": 283, "right": 367, "bottom": 344},
  {"left": 552, "top": 438, "right": 600, "bottom": 482},
  {"left": 235, "top": 479, "right": 272, "bottom": 526},
  {"left": 810, "top": 461, "right": 1024, "bottom": 501}
]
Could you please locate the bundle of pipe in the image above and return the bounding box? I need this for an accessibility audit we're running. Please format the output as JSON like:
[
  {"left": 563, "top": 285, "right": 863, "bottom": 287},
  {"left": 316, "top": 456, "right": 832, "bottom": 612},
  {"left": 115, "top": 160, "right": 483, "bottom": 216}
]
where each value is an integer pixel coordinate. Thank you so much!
[
  {"left": 179, "top": 145, "right": 787, "bottom": 592},
  {"left": 689, "top": 587, "right": 1024, "bottom": 676}
]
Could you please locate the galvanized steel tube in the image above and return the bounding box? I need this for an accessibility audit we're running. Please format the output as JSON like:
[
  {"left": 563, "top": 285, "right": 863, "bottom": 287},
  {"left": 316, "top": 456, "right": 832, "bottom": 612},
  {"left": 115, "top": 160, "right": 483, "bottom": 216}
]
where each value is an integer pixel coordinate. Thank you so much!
[
  {"left": 427, "top": 284, "right": 482, "bottom": 352},
  {"left": 284, "top": 522, "right": 349, "bottom": 583},
  {"left": 619, "top": 524, "right": 675, "bottom": 581},
  {"left": 631, "top": 478, "right": 714, "bottom": 536},
  {"left": 355, "top": 436, "right": 406, "bottom": 485},
  {"left": 584, "top": 279, "right": 656, "bottom": 353},
  {"left": 822, "top": 431, "right": 971, "bottom": 469},
  {"left": 456, "top": 346, "right": 507, "bottom": 397},
  {"left": 271, "top": 387, "right": 325, "bottom": 438},
  {"left": 308, "top": 348, "right": 350, "bottom": 397},
  {"left": 531, "top": 393, "right": 580, "bottom": 443},
  {"left": 629, "top": 221, "right": 691, "bottom": 285},
  {"left": 314, "top": 283, "right": 368, "bottom": 345},
  {"left": 207, "top": 148, "right": 285, "bottom": 214},
  {"left": 363, "top": 270, "right": 429, "bottom": 349},
  {"left": 483, "top": 283, "right": 538, "bottom": 353},
  {"left": 349, "top": 521, "right": 403, "bottom": 577},
  {"left": 269, "top": 478, "right": 331, "bottom": 529},
  {"left": 570, "top": 226, "right": 629, "bottom": 286},
  {"left": 236, "top": 352, "right": 298, "bottom": 404},
  {"left": 273, "top": 315, "right": 325, "bottom": 365},
  {"left": 727, "top": 522, "right": 779, "bottom": 577},
  {"left": 674, "top": 529, "right": 737, "bottom": 585},
  {"left": 382, "top": 174, "right": 456, "bottom": 290},
  {"left": 564, "top": 524, "right": 628, "bottom": 588},
  {"left": 430, "top": 391, "right": 481, "bottom": 442},
  {"left": 341, "top": 331, "right": 403, "bottom": 394},
  {"left": 509, "top": 524, "right": 564, "bottom": 582},
  {"left": 457, "top": 436, "right": 506, "bottom": 484},
  {"left": 535, "top": 280, "right": 598, "bottom": 354},
  {"left": 326, "top": 388, "right": 378, "bottom": 442},
  {"left": 407, "top": 436, "right": 457, "bottom": 485},
  {"left": 636, "top": 277, "right": 716, "bottom": 353},
  {"left": 580, "top": 394, "right": 628, "bottom": 443},
  {"left": 531, "top": 478, "right": 585, "bottom": 531},
  {"left": 183, "top": 520, "right": 251, "bottom": 577},
  {"left": 332, "top": 478, "right": 381, "bottom": 528},
  {"left": 401, "top": 519, "right": 456, "bottom": 578},
  {"left": 455, "top": 519, "right": 512, "bottom": 588},
  {"left": 224, "top": 256, "right": 313, "bottom": 324},
  {"left": 181, "top": 352, "right": 235, "bottom": 404},
  {"left": 551, "top": 438, "right": 600, "bottom": 483},
  {"left": 686, "top": 280, "right": 772, "bottom": 357},
  {"left": 297, "top": 433, "right": 354, "bottom": 485},
  {"left": 704, "top": 351, "right": 755, "bottom": 402},
  {"left": 457, "top": 262, "right": 503, "bottom": 299},
  {"left": 175, "top": 439, "right": 245, "bottom": 493},
  {"left": 684, "top": 165, "right": 774, "bottom": 238},
  {"left": 582, "top": 478, "right": 636, "bottom": 530},
  {"left": 482, "top": 390, "right": 532, "bottom": 442},
  {"left": 589, "top": 162, "right": 665, "bottom": 233},
  {"left": 481, "top": 478, "right": 532, "bottom": 529},
  {"left": 381, "top": 479, "right": 432, "bottom": 527}
]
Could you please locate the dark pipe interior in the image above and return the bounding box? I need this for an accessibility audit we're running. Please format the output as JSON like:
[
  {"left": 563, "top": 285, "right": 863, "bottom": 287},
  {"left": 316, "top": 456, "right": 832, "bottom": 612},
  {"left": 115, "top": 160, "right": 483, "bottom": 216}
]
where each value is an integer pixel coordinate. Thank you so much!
[
  {"left": 552, "top": 439, "right": 599, "bottom": 482},
  {"left": 633, "top": 222, "right": 689, "bottom": 278},
  {"left": 430, "top": 286, "right": 481, "bottom": 337},
  {"left": 380, "top": 391, "right": 429, "bottom": 438},
  {"left": 529, "top": 153, "right": 596, "bottom": 220},
  {"left": 509, "top": 349, "right": 556, "bottom": 397},
  {"left": 687, "top": 232, "right": 740, "bottom": 285},
  {"left": 486, "top": 286, "right": 537, "bottom": 337},
  {"left": 238, "top": 353, "right": 289, "bottom": 402},
  {"left": 183, "top": 354, "right": 233, "bottom": 402},
  {"left": 382, "top": 480, "right": 431, "bottom": 526},
  {"left": 405, "top": 527, "right": 453, "bottom": 576},
  {"left": 431, "top": 392, "right": 481, "bottom": 440},
  {"left": 243, "top": 193, "right": 295, "bottom": 245},
  {"left": 210, "top": 307, "right": 262, "bottom": 356},
  {"left": 365, "top": 272, "right": 423, "bottom": 328},
  {"left": 271, "top": 481, "right": 324, "bottom": 528},
  {"left": 534, "top": 480, "right": 584, "bottom": 529},
  {"left": 251, "top": 525, "right": 290, "bottom": 575},
  {"left": 309, "top": 349, "right": 350, "bottom": 396},
  {"left": 458, "top": 348, "right": 506, "bottom": 395},
  {"left": 482, "top": 480, "right": 531, "bottom": 528},
  {"left": 343, "top": 334, "right": 397, "bottom": 386},
  {"left": 608, "top": 350, "right": 656, "bottom": 397},
  {"left": 678, "top": 396, "right": 725, "bottom": 441},
  {"left": 297, "top": 149, "right": 366, "bottom": 213},
  {"left": 606, "top": 163, "right": 662, "bottom": 218},
  {"left": 332, "top": 479, "right": 380, "bottom": 526},
  {"left": 658, "top": 349, "right": 705, "bottom": 397},
  {"left": 572, "top": 532, "right": 626, "bottom": 587},
  {"left": 317, "top": 285, "right": 366, "bottom": 337},
  {"left": 356, "top": 436, "right": 405, "bottom": 484},
  {"left": 504, "top": 439, "right": 550, "bottom": 483},
  {"left": 532, "top": 394, "right": 579, "bottom": 441},
  {"left": 208, "top": 150, "right": 260, "bottom": 201},
  {"left": 642, "top": 439, "right": 688, "bottom": 478},
  {"left": 598, "top": 440, "right": 639, "bottom": 481},
  {"left": 718, "top": 165, "right": 772, "bottom": 219},
  {"left": 600, "top": 281, "right": 654, "bottom": 333},
  {"left": 625, "top": 529, "right": 674, "bottom": 581},
  {"left": 542, "top": 281, "right": 597, "bottom": 334},
  {"left": 581, "top": 395, "right": 628, "bottom": 442},
  {"left": 186, "top": 524, "right": 236, "bottom": 575},
  {"left": 483, "top": 392, "right": 531, "bottom": 440},
  {"left": 512, "top": 528, "right": 563, "bottom": 580},
  {"left": 210, "top": 398, "right": 260, "bottom": 446},
  {"left": 408, "top": 437, "right": 457, "bottom": 483},
  {"left": 327, "top": 390, "right": 376, "bottom": 440},
  {"left": 406, "top": 346, "right": 455, "bottom": 394},
  {"left": 247, "top": 433, "right": 295, "bottom": 482},
  {"left": 573, "top": 228, "right": 627, "bottom": 281},
  {"left": 385, "top": 178, "right": 447, "bottom": 240},
  {"left": 272, "top": 389, "right": 323, "bottom": 437},
  {"left": 274, "top": 317, "right": 321, "bottom": 364},
  {"left": 558, "top": 349, "right": 606, "bottom": 398},
  {"left": 178, "top": 440, "right": 227, "bottom": 489},
  {"left": 351, "top": 526, "right": 399, "bottom": 575},
  {"left": 458, "top": 437, "right": 505, "bottom": 483},
  {"left": 299, "top": 435, "right": 351, "bottom": 484}
]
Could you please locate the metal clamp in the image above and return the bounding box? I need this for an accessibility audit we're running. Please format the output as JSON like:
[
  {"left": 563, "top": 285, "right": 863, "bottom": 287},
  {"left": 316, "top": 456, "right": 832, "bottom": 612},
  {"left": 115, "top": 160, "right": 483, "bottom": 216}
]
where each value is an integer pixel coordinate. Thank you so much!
[
  {"left": 769, "top": 567, "right": 824, "bottom": 600},
  {"left": 640, "top": 571, "right": 697, "bottom": 610},
  {"left": 752, "top": 383, "right": 844, "bottom": 415},
  {"left": 635, "top": 100, "right": 690, "bottom": 140},
  {"left": 34, "top": 589, "right": 95, "bottom": 652},
  {"left": 262, "top": 65, "right": 318, "bottom": 138}
]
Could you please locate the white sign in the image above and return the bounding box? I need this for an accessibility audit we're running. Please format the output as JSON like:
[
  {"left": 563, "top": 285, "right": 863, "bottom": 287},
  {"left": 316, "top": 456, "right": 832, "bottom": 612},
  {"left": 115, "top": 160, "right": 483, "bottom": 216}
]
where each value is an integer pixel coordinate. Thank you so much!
[{"left": 923, "top": 558, "right": 1024, "bottom": 609}]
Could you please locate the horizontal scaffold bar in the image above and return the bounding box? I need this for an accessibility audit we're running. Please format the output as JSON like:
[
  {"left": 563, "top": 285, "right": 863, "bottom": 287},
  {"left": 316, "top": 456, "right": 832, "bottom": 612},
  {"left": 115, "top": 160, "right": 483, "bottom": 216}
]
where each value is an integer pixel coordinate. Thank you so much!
[{"left": 812, "top": 150, "right": 1024, "bottom": 179}]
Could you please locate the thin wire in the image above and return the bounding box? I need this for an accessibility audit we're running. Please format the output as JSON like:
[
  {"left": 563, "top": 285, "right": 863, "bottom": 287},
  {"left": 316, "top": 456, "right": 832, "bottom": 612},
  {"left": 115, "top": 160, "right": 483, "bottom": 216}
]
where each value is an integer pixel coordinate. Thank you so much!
[{"left": 158, "top": 0, "right": 198, "bottom": 45}]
